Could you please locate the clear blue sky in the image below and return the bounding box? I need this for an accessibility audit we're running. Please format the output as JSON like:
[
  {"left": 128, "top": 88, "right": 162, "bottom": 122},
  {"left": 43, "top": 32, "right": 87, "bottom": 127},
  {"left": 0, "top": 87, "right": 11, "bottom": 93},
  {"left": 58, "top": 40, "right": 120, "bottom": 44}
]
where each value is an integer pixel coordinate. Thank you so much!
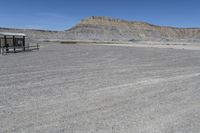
[{"left": 0, "top": 0, "right": 200, "bottom": 30}]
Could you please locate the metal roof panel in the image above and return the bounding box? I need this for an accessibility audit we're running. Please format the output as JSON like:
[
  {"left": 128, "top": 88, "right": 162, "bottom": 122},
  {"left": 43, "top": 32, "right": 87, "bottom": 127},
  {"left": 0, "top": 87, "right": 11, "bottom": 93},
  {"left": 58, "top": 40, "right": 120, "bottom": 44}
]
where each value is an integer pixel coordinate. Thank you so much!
[{"left": 0, "top": 32, "right": 26, "bottom": 36}]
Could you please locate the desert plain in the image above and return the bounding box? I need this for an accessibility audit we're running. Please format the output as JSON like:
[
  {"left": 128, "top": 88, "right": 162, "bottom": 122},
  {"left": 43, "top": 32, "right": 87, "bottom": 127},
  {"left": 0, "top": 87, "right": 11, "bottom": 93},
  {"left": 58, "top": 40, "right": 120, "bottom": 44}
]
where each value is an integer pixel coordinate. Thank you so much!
[{"left": 0, "top": 42, "right": 200, "bottom": 133}]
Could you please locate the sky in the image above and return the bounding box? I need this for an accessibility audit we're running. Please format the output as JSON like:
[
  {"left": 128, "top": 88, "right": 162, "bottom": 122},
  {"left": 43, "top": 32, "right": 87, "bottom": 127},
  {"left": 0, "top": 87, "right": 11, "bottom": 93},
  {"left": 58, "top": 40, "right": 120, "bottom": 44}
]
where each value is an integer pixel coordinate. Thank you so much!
[{"left": 0, "top": 0, "right": 200, "bottom": 31}]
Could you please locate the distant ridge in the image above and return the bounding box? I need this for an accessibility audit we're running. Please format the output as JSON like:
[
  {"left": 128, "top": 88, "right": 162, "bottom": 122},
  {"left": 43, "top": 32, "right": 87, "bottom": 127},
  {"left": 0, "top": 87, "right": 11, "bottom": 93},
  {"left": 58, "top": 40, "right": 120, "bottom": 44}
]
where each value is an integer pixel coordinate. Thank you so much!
[
  {"left": 1, "top": 16, "right": 200, "bottom": 42},
  {"left": 0, "top": 27, "right": 65, "bottom": 42},
  {"left": 0, "top": 27, "right": 59, "bottom": 32}
]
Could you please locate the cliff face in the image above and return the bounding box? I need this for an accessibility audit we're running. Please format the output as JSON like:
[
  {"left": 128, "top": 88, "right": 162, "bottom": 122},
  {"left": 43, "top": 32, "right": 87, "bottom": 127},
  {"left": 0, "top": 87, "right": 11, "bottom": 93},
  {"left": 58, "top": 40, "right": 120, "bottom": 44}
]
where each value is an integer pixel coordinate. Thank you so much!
[{"left": 65, "top": 16, "right": 200, "bottom": 42}]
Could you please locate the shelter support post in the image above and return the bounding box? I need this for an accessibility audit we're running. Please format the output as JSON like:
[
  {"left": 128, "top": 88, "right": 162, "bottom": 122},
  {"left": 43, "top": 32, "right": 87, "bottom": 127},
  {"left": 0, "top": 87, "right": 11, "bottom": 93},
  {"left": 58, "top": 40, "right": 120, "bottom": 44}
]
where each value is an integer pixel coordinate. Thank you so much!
[
  {"left": 13, "top": 36, "right": 16, "bottom": 53},
  {"left": 23, "top": 36, "right": 25, "bottom": 51},
  {"left": 4, "top": 36, "right": 8, "bottom": 52},
  {"left": 0, "top": 38, "right": 1, "bottom": 54}
]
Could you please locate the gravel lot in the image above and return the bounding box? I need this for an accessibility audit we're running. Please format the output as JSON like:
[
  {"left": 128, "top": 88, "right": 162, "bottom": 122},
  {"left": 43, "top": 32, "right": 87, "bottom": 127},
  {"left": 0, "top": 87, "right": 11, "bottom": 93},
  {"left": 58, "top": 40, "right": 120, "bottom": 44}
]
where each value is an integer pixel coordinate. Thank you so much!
[{"left": 0, "top": 43, "right": 200, "bottom": 133}]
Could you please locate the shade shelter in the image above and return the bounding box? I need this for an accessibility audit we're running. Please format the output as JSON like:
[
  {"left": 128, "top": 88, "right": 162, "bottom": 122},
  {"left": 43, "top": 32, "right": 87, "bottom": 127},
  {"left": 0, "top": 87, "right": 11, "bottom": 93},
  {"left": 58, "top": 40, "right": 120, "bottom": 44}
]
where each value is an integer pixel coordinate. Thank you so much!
[{"left": 0, "top": 32, "right": 26, "bottom": 54}]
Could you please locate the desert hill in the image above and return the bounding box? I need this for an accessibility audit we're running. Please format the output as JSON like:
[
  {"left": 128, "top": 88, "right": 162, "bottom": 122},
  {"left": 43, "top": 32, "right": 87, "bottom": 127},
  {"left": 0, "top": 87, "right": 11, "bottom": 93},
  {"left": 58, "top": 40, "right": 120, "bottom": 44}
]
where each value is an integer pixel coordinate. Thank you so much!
[
  {"left": 65, "top": 16, "right": 200, "bottom": 42},
  {"left": 1, "top": 16, "right": 200, "bottom": 42}
]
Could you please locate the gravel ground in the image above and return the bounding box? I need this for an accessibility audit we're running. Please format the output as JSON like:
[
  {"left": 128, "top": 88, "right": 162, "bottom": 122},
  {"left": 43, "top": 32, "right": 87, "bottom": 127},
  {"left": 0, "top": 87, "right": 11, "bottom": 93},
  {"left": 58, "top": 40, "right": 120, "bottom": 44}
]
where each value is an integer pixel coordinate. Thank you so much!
[{"left": 0, "top": 43, "right": 200, "bottom": 133}]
